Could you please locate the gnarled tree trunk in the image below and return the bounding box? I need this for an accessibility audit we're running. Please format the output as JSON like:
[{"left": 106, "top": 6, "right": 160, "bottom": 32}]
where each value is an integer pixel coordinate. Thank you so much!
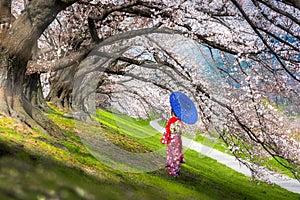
[
  {"left": 0, "top": 0, "right": 77, "bottom": 137},
  {"left": 47, "top": 66, "right": 77, "bottom": 110}
]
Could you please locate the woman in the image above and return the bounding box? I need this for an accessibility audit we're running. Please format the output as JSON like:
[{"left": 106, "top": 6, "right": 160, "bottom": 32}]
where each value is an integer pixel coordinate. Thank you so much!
[{"left": 160, "top": 110, "right": 185, "bottom": 177}]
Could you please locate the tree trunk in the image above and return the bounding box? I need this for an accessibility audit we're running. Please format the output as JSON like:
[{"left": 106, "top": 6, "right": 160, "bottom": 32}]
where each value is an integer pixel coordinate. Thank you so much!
[
  {"left": 47, "top": 65, "right": 78, "bottom": 110},
  {"left": 45, "top": 45, "right": 97, "bottom": 112},
  {"left": 24, "top": 72, "right": 48, "bottom": 110},
  {"left": 0, "top": 0, "right": 78, "bottom": 137},
  {"left": 0, "top": 52, "right": 63, "bottom": 137}
]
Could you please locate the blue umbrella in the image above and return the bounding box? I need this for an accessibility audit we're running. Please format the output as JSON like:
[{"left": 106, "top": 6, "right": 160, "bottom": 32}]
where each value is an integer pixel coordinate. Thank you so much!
[{"left": 170, "top": 91, "right": 198, "bottom": 124}]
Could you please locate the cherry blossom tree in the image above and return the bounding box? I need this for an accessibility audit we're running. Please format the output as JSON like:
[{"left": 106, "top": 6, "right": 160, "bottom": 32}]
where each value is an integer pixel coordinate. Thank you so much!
[
  {"left": 0, "top": 0, "right": 299, "bottom": 180},
  {"left": 73, "top": 30, "right": 299, "bottom": 179}
]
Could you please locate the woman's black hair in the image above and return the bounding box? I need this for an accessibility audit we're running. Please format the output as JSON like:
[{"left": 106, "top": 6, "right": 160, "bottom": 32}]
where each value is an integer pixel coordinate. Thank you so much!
[{"left": 171, "top": 109, "right": 177, "bottom": 117}]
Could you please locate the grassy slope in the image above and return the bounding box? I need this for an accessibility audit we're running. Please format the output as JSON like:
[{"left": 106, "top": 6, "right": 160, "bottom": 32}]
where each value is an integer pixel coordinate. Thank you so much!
[{"left": 0, "top": 106, "right": 299, "bottom": 200}]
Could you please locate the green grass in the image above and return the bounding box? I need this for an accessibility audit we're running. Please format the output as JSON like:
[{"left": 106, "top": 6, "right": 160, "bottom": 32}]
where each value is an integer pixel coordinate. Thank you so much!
[
  {"left": 0, "top": 107, "right": 299, "bottom": 200},
  {"left": 159, "top": 118, "right": 296, "bottom": 179},
  {"left": 94, "top": 109, "right": 299, "bottom": 199},
  {"left": 193, "top": 132, "right": 229, "bottom": 153},
  {"left": 94, "top": 109, "right": 163, "bottom": 150}
]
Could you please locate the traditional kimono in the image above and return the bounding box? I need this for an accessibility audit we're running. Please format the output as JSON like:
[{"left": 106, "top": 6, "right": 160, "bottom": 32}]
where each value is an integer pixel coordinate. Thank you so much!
[{"left": 160, "top": 116, "right": 184, "bottom": 177}]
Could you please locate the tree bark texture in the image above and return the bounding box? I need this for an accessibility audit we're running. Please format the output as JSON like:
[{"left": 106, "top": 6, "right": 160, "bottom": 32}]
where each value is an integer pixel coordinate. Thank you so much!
[
  {"left": 47, "top": 65, "right": 78, "bottom": 110},
  {"left": 0, "top": 0, "right": 78, "bottom": 137}
]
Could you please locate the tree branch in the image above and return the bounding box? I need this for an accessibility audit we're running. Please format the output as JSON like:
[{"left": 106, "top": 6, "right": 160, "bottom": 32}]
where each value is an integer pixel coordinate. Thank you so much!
[
  {"left": 282, "top": 0, "right": 300, "bottom": 10},
  {"left": 27, "top": 44, "right": 95, "bottom": 74},
  {"left": 88, "top": 17, "right": 101, "bottom": 43},
  {"left": 230, "top": 0, "right": 300, "bottom": 82},
  {"left": 2, "top": 0, "right": 78, "bottom": 60},
  {"left": 256, "top": 0, "right": 300, "bottom": 26}
]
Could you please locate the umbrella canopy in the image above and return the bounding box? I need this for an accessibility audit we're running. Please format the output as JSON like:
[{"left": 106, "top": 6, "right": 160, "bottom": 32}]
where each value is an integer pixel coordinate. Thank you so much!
[{"left": 169, "top": 91, "right": 198, "bottom": 124}]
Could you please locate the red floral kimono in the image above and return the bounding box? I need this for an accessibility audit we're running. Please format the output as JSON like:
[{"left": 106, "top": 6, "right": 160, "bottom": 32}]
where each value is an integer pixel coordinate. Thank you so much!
[{"left": 160, "top": 116, "right": 184, "bottom": 177}]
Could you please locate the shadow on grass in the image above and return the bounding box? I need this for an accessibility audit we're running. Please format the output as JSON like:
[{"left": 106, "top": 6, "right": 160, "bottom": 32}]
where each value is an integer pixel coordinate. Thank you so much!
[{"left": 0, "top": 141, "right": 166, "bottom": 200}]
